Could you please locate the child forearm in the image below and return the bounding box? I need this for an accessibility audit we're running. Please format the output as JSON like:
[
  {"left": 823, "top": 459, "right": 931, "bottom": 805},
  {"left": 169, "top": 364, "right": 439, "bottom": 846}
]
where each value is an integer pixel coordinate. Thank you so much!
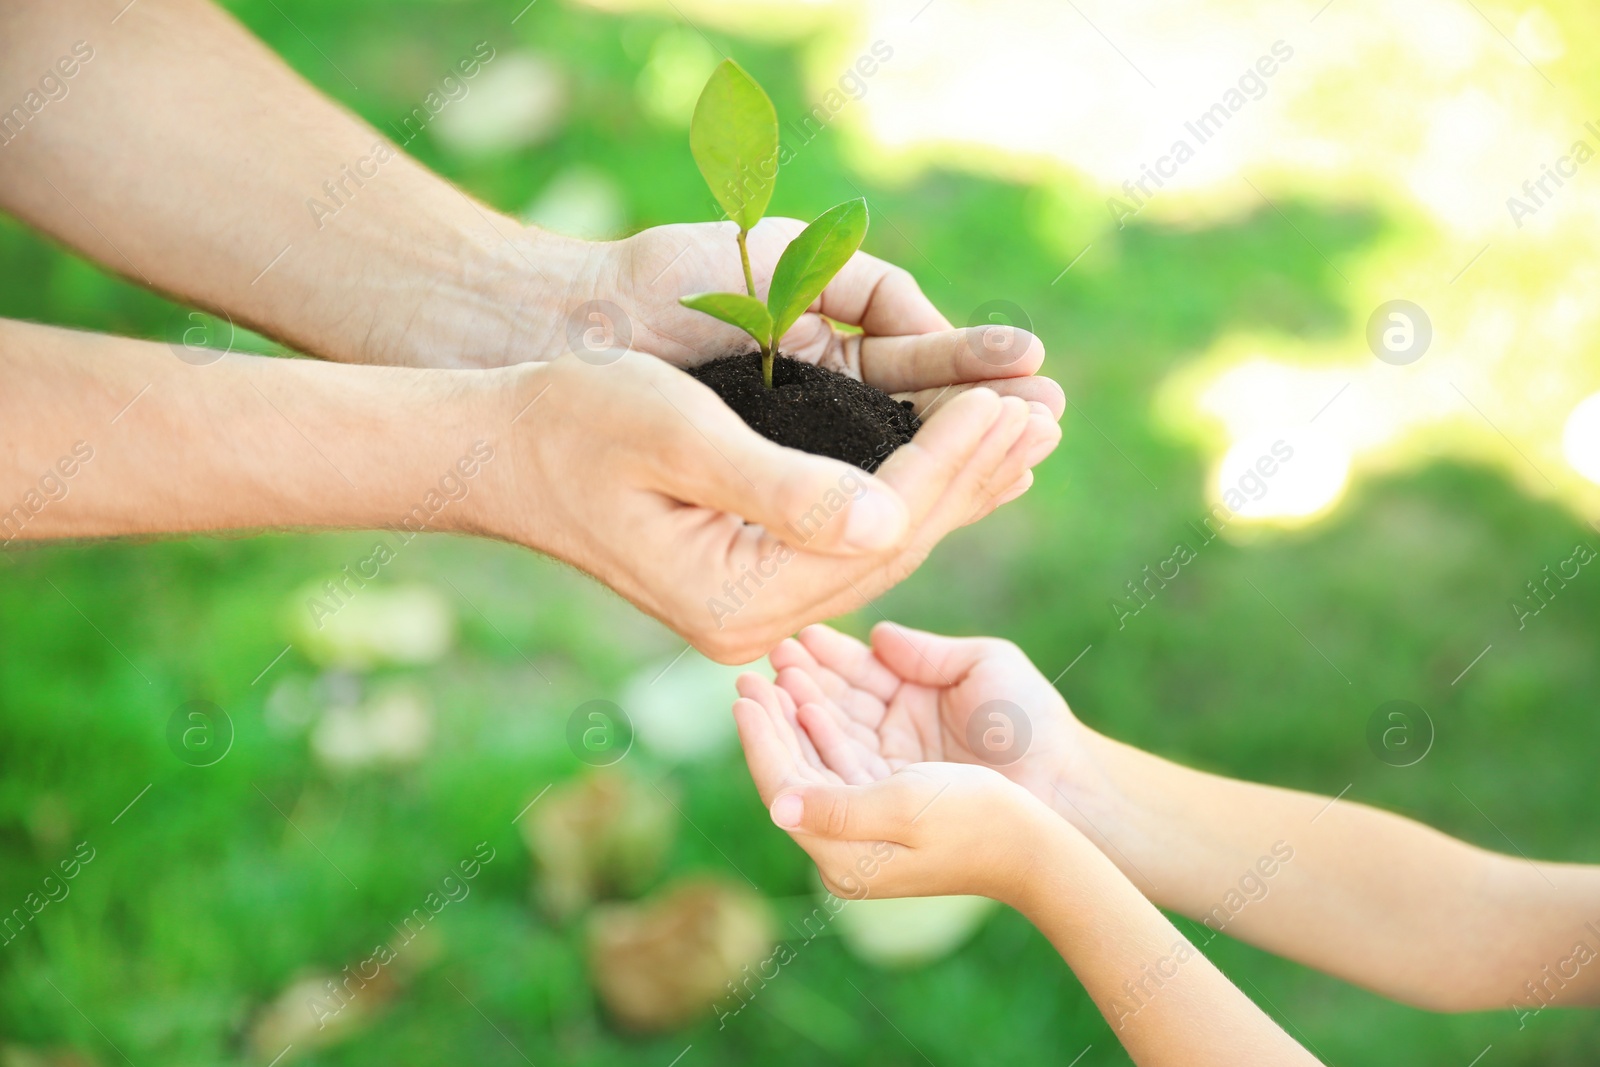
[
  {"left": 1020, "top": 821, "right": 1322, "bottom": 1066},
  {"left": 1057, "top": 731, "right": 1600, "bottom": 1012}
]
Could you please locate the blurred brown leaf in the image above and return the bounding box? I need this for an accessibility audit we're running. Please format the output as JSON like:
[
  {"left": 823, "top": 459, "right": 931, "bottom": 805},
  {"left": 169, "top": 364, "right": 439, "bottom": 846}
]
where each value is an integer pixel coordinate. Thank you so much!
[
  {"left": 520, "top": 768, "right": 675, "bottom": 919},
  {"left": 587, "top": 876, "right": 775, "bottom": 1033}
]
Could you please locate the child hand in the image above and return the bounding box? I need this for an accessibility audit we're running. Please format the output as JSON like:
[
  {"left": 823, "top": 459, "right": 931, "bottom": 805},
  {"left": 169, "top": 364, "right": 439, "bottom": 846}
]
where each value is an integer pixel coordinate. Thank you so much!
[
  {"left": 733, "top": 672, "right": 1060, "bottom": 907},
  {"left": 765, "top": 623, "right": 1104, "bottom": 815}
]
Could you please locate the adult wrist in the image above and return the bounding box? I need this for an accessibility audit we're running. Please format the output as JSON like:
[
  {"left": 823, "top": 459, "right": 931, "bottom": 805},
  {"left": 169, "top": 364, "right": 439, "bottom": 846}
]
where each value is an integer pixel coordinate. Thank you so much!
[
  {"left": 445, "top": 360, "right": 556, "bottom": 549},
  {"left": 278, "top": 357, "right": 508, "bottom": 536},
  {"left": 374, "top": 223, "right": 596, "bottom": 371}
]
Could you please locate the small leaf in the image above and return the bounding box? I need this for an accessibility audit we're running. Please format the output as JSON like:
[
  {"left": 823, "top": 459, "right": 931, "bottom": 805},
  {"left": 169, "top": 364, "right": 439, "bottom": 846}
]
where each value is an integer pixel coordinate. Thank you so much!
[
  {"left": 766, "top": 199, "right": 868, "bottom": 342},
  {"left": 680, "top": 292, "right": 773, "bottom": 347},
  {"left": 690, "top": 60, "right": 780, "bottom": 232}
]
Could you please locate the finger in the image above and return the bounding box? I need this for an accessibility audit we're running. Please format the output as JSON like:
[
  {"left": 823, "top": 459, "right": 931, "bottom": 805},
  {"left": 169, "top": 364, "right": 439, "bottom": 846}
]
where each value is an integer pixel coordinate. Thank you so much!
[
  {"left": 869, "top": 622, "right": 998, "bottom": 688},
  {"left": 737, "top": 673, "right": 810, "bottom": 769},
  {"left": 800, "top": 397, "right": 1031, "bottom": 628},
  {"left": 817, "top": 250, "right": 952, "bottom": 336},
  {"left": 772, "top": 631, "right": 856, "bottom": 705},
  {"left": 774, "top": 663, "right": 833, "bottom": 712},
  {"left": 768, "top": 777, "right": 920, "bottom": 843},
  {"left": 796, "top": 624, "right": 900, "bottom": 703},
  {"left": 870, "top": 386, "right": 1006, "bottom": 527},
  {"left": 860, "top": 327, "right": 1046, "bottom": 394},
  {"left": 773, "top": 640, "right": 889, "bottom": 734},
  {"left": 796, "top": 702, "right": 878, "bottom": 785},
  {"left": 654, "top": 371, "right": 912, "bottom": 555},
  {"left": 800, "top": 701, "right": 893, "bottom": 780},
  {"left": 896, "top": 375, "right": 1065, "bottom": 420},
  {"left": 923, "top": 394, "right": 1033, "bottom": 530},
  {"left": 768, "top": 636, "right": 821, "bottom": 678},
  {"left": 726, "top": 389, "right": 1015, "bottom": 636},
  {"left": 773, "top": 681, "right": 827, "bottom": 773},
  {"left": 988, "top": 470, "right": 1034, "bottom": 509},
  {"left": 732, "top": 697, "right": 799, "bottom": 804},
  {"left": 960, "top": 409, "right": 1059, "bottom": 526}
]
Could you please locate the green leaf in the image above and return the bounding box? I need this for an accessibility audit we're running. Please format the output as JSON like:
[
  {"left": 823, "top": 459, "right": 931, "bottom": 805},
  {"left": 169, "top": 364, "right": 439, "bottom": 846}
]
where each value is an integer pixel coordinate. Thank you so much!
[
  {"left": 680, "top": 291, "right": 774, "bottom": 348},
  {"left": 690, "top": 60, "right": 780, "bottom": 232},
  {"left": 766, "top": 199, "right": 869, "bottom": 342}
]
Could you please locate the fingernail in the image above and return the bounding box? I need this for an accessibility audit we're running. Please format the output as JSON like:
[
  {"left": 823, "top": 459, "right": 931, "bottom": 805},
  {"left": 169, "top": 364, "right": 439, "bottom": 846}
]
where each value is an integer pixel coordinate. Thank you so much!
[
  {"left": 999, "top": 471, "right": 1034, "bottom": 504},
  {"left": 771, "top": 793, "right": 804, "bottom": 829},
  {"left": 844, "top": 486, "right": 907, "bottom": 551},
  {"left": 1027, "top": 401, "right": 1054, "bottom": 420},
  {"left": 1023, "top": 431, "right": 1059, "bottom": 468}
]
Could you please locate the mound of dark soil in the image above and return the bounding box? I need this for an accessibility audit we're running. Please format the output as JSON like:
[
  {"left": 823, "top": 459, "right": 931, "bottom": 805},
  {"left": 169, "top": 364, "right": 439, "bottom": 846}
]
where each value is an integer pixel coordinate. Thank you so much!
[{"left": 688, "top": 352, "right": 919, "bottom": 473}]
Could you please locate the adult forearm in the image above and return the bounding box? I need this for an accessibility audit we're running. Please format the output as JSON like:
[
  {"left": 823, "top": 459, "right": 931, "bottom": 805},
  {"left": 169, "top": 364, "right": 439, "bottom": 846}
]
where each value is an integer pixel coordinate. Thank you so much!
[
  {"left": 1018, "top": 823, "right": 1320, "bottom": 1067},
  {"left": 0, "top": 318, "right": 503, "bottom": 543},
  {"left": 0, "top": 0, "right": 568, "bottom": 369},
  {"left": 1059, "top": 731, "right": 1600, "bottom": 1011}
]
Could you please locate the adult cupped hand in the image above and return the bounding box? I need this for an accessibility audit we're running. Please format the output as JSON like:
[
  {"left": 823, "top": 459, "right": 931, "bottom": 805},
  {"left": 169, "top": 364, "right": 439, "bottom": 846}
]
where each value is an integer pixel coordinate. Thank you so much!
[
  {"left": 472, "top": 351, "right": 1056, "bottom": 663},
  {"left": 542, "top": 219, "right": 1064, "bottom": 497}
]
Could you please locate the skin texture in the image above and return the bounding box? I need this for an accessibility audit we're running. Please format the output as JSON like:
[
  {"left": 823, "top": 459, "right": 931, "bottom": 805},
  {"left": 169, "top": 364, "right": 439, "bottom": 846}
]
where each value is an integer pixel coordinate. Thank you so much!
[
  {"left": 732, "top": 668, "right": 1321, "bottom": 1066},
  {"left": 0, "top": 319, "right": 1050, "bottom": 662},
  {"left": 0, "top": 0, "right": 1065, "bottom": 661},
  {"left": 754, "top": 622, "right": 1600, "bottom": 1017},
  {"left": 0, "top": 0, "right": 1065, "bottom": 407}
]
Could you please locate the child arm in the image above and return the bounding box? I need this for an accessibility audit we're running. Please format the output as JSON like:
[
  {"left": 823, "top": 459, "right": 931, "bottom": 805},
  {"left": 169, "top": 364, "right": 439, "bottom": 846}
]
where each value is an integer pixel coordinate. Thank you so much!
[{"left": 734, "top": 673, "right": 1323, "bottom": 1066}]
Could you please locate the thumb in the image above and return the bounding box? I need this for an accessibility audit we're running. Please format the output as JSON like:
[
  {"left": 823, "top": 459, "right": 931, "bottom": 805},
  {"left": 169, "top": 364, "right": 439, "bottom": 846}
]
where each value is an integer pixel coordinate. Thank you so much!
[
  {"left": 657, "top": 382, "right": 911, "bottom": 555},
  {"left": 769, "top": 779, "right": 912, "bottom": 841}
]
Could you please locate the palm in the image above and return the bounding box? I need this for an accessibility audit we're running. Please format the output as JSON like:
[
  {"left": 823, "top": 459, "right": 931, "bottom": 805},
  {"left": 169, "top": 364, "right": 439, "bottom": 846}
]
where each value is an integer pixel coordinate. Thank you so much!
[{"left": 768, "top": 624, "right": 1082, "bottom": 806}]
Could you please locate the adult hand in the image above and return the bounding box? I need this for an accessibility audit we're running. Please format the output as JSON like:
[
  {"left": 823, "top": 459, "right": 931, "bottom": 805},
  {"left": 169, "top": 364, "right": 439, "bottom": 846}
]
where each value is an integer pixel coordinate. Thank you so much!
[
  {"left": 592, "top": 219, "right": 1063, "bottom": 415},
  {"left": 474, "top": 353, "right": 1045, "bottom": 663},
  {"left": 547, "top": 220, "right": 1063, "bottom": 512},
  {"left": 765, "top": 622, "right": 1104, "bottom": 811}
]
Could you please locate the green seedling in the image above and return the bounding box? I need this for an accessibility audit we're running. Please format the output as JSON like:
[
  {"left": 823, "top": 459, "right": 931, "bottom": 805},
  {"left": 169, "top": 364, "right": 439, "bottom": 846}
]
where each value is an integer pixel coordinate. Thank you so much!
[{"left": 681, "top": 59, "right": 869, "bottom": 389}]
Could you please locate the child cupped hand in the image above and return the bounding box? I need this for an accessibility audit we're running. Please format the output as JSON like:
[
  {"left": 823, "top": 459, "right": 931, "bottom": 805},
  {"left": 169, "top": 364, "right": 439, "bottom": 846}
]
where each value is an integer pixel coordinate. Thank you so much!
[
  {"left": 733, "top": 623, "right": 1323, "bottom": 1067},
  {"left": 732, "top": 623, "right": 1085, "bottom": 905}
]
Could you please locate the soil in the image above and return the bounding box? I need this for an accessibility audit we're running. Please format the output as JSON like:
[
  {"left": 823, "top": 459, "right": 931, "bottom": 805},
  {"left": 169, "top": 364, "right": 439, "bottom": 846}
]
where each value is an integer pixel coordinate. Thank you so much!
[{"left": 688, "top": 352, "right": 920, "bottom": 473}]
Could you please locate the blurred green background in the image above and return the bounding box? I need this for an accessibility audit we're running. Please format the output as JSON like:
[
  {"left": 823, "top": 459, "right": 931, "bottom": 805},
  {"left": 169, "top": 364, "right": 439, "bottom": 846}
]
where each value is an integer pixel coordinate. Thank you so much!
[{"left": 4, "top": 0, "right": 1600, "bottom": 1063}]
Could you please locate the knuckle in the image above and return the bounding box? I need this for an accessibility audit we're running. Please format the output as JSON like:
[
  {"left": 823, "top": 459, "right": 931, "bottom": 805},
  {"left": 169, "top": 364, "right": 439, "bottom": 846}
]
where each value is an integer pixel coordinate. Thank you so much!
[
  {"left": 820, "top": 796, "right": 852, "bottom": 838},
  {"left": 884, "top": 263, "right": 917, "bottom": 292}
]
